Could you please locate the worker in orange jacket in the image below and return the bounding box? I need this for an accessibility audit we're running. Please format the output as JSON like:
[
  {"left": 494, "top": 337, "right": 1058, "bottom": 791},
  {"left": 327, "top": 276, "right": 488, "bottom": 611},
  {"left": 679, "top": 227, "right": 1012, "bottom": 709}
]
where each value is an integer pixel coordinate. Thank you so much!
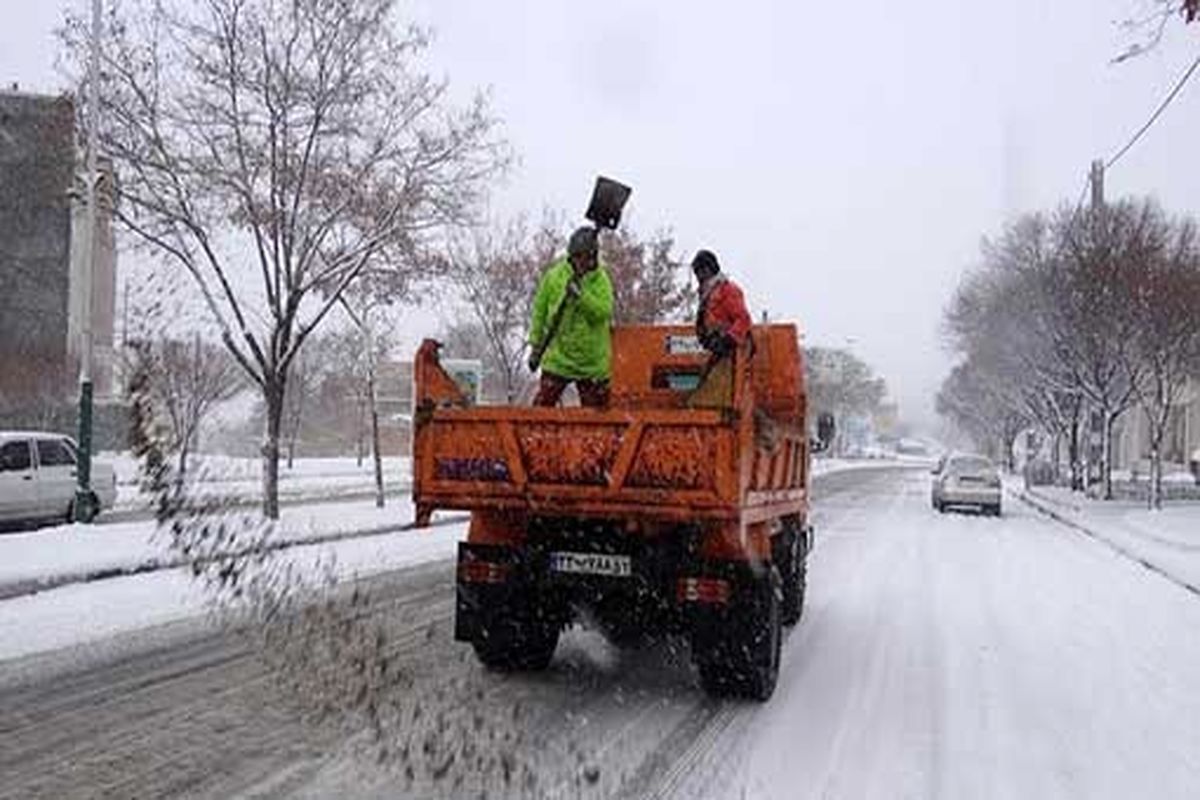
[{"left": 691, "top": 249, "right": 752, "bottom": 359}]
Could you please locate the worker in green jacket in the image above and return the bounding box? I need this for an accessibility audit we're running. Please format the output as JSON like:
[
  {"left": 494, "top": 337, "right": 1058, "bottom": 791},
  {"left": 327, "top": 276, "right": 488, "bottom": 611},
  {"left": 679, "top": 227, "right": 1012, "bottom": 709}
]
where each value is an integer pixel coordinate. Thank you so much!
[{"left": 528, "top": 226, "right": 614, "bottom": 407}]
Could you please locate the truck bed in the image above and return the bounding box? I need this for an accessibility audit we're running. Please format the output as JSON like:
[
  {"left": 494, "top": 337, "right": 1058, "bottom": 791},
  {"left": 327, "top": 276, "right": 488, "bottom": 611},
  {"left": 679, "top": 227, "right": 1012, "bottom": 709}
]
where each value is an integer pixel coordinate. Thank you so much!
[{"left": 412, "top": 325, "right": 810, "bottom": 526}]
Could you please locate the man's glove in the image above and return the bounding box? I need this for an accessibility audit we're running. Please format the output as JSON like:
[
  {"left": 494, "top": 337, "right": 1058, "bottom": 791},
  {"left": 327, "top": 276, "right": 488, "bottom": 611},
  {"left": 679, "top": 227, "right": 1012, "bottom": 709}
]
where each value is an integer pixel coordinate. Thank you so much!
[{"left": 528, "top": 350, "right": 541, "bottom": 373}]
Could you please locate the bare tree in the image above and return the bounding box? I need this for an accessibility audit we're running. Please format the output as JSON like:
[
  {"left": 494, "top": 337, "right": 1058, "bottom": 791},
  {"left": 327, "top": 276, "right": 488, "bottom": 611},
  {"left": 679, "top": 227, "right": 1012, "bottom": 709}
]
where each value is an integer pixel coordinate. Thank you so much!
[
  {"left": 61, "top": 0, "right": 507, "bottom": 517},
  {"left": 1126, "top": 217, "right": 1200, "bottom": 508},
  {"left": 1053, "top": 201, "right": 1166, "bottom": 498},
  {"left": 601, "top": 227, "right": 693, "bottom": 326},
  {"left": 945, "top": 213, "right": 1087, "bottom": 483},
  {"left": 338, "top": 296, "right": 392, "bottom": 508},
  {"left": 128, "top": 336, "right": 243, "bottom": 484},
  {"left": 447, "top": 216, "right": 556, "bottom": 402},
  {"left": 944, "top": 199, "right": 1200, "bottom": 498},
  {"left": 1115, "top": 1, "right": 1200, "bottom": 61}
]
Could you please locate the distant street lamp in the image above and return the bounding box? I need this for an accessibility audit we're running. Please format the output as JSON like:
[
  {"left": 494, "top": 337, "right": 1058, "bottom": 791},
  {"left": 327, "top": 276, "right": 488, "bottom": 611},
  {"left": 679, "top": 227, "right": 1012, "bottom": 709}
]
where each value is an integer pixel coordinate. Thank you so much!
[{"left": 75, "top": 0, "right": 101, "bottom": 522}]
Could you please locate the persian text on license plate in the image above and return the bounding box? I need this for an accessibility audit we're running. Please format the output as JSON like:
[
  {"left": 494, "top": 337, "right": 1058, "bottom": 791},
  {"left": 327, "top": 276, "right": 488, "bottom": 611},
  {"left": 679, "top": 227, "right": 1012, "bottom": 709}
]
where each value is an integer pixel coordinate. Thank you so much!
[{"left": 549, "top": 552, "right": 632, "bottom": 578}]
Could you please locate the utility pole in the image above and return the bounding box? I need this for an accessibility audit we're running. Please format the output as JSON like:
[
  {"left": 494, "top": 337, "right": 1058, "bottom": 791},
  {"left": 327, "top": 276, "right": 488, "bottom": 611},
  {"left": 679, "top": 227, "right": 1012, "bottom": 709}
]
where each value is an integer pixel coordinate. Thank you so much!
[
  {"left": 1083, "top": 158, "right": 1108, "bottom": 495},
  {"left": 75, "top": 0, "right": 101, "bottom": 523}
]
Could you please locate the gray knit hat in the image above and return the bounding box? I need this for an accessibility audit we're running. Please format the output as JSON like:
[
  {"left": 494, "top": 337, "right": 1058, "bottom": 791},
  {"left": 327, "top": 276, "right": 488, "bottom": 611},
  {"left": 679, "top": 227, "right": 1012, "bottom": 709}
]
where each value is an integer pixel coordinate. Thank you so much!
[{"left": 567, "top": 226, "right": 598, "bottom": 257}]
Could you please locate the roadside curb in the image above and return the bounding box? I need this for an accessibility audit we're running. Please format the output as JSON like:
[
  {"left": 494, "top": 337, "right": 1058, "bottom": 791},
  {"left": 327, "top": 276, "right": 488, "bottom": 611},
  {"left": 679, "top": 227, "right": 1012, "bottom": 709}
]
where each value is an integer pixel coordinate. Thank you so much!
[
  {"left": 1008, "top": 486, "right": 1200, "bottom": 600},
  {"left": 0, "top": 514, "right": 468, "bottom": 602}
]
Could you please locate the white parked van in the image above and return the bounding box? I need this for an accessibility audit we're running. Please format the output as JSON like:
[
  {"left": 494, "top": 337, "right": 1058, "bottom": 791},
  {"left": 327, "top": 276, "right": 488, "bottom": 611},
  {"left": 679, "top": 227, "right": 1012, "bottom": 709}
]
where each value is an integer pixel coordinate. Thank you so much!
[{"left": 0, "top": 432, "right": 118, "bottom": 526}]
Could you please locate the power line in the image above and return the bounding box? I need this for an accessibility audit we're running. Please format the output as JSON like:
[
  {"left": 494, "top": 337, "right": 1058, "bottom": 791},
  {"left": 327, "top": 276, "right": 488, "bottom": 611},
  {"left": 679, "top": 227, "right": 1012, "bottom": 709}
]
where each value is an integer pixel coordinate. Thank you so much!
[{"left": 1106, "top": 51, "right": 1200, "bottom": 169}]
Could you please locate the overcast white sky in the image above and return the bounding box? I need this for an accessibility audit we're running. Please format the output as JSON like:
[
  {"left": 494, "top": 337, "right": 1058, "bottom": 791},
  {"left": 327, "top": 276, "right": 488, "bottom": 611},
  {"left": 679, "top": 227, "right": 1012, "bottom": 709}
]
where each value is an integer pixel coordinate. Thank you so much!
[{"left": 3, "top": 1, "right": 1198, "bottom": 426}]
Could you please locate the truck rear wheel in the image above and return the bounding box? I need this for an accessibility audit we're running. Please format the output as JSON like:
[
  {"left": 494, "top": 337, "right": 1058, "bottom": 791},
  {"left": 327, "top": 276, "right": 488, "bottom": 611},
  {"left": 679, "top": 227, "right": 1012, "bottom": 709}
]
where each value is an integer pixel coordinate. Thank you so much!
[
  {"left": 472, "top": 613, "right": 560, "bottom": 672},
  {"left": 776, "top": 522, "right": 807, "bottom": 627},
  {"left": 695, "top": 573, "right": 782, "bottom": 701}
]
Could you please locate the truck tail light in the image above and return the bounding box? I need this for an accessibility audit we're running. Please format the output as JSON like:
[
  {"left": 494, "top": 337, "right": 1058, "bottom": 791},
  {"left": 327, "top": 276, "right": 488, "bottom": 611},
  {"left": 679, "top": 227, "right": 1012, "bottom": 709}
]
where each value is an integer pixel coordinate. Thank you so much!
[
  {"left": 677, "top": 577, "right": 731, "bottom": 605},
  {"left": 458, "top": 560, "right": 511, "bottom": 585}
]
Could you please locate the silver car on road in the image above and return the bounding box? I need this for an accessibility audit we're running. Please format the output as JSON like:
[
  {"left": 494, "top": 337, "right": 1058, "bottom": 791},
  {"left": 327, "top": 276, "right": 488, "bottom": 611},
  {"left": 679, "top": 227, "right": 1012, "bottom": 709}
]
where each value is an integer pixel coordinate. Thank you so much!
[{"left": 932, "top": 453, "right": 1002, "bottom": 516}]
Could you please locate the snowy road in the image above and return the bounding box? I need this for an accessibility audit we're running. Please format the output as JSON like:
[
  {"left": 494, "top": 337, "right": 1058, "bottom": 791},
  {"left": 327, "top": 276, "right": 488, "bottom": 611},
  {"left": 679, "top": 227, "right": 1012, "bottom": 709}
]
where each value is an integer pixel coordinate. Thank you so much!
[{"left": 3, "top": 468, "right": 1200, "bottom": 799}]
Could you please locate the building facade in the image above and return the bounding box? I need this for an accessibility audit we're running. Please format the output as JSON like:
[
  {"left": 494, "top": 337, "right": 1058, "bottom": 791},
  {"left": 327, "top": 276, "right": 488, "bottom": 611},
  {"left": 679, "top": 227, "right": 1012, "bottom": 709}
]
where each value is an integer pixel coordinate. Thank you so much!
[
  {"left": 1112, "top": 377, "right": 1200, "bottom": 475},
  {"left": 0, "top": 91, "right": 75, "bottom": 410},
  {"left": 0, "top": 89, "right": 117, "bottom": 419}
]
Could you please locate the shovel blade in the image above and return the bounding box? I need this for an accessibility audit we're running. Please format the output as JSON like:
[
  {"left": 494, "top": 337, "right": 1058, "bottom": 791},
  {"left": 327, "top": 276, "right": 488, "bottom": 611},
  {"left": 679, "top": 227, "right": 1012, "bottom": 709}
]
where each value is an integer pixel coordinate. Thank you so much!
[{"left": 585, "top": 176, "right": 632, "bottom": 230}]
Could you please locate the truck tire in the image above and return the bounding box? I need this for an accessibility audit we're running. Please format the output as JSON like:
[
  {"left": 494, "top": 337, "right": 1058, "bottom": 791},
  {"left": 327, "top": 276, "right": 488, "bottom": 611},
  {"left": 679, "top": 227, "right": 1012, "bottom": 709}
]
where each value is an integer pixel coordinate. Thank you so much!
[
  {"left": 696, "top": 572, "right": 782, "bottom": 701},
  {"left": 472, "top": 615, "right": 560, "bottom": 672},
  {"left": 776, "top": 524, "right": 806, "bottom": 627}
]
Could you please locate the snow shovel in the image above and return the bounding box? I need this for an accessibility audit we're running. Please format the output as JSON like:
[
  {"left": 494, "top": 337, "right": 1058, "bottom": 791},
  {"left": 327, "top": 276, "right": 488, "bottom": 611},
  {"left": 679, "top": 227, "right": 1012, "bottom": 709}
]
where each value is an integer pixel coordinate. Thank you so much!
[{"left": 529, "top": 176, "right": 631, "bottom": 372}]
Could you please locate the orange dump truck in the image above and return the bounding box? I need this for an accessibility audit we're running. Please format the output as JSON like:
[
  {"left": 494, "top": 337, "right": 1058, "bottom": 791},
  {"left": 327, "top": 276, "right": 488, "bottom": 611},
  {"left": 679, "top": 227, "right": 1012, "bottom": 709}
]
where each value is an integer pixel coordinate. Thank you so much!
[{"left": 412, "top": 324, "right": 822, "bottom": 699}]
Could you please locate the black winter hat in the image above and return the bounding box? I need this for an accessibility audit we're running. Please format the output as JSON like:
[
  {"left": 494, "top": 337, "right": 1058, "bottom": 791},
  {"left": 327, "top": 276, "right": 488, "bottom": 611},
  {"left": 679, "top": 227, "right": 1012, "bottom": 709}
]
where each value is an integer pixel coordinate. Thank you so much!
[{"left": 691, "top": 249, "right": 720, "bottom": 276}]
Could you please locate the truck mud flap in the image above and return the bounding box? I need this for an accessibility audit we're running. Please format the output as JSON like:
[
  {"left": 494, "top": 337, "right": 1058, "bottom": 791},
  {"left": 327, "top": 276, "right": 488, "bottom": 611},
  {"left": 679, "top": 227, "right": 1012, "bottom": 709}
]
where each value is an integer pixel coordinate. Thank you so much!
[
  {"left": 455, "top": 543, "right": 525, "bottom": 642},
  {"left": 680, "top": 560, "right": 771, "bottom": 654}
]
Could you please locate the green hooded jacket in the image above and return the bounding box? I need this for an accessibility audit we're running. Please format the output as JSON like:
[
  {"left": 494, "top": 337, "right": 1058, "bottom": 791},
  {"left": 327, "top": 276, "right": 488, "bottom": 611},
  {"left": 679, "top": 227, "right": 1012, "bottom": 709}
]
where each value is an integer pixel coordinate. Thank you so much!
[{"left": 529, "top": 258, "right": 614, "bottom": 381}]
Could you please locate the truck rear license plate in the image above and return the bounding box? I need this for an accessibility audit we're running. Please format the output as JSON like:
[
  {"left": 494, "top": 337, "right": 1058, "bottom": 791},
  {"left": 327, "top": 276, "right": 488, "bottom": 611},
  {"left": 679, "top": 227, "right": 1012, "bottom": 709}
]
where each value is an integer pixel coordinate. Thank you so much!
[{"left": 549, "top": 552, "right": 632, "bottom": 578}]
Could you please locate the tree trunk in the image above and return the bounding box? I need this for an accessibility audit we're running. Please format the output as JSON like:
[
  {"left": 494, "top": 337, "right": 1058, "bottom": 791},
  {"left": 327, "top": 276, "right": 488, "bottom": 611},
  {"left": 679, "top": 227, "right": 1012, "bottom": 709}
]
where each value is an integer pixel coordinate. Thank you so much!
[
  {"left": 1051, "top": 432, "right": 1062, "bottom": 484},
  {"left": 356, "top": 398, "right": 366, "bottom": 468},
  {"left": 177, "top": 435, "right": 190, "bottom": 479},
  {"left": 1102, "top": 412, "right": 1116, "bottom": 501},
  {"left": 369, "top": 372, "right": 384, "bottom": 509},
  {"left": 262, "top": 379, "right": 285, "bottom": 520},
  {"left": 1149, "top": 442, "right": 1163, "bottom": 511},
  {"left": 1069, "top": 408, "right": 1083, "bottom": 491},
  {"left": 175, "top": 441, "right": 189, "bottom": 497}
]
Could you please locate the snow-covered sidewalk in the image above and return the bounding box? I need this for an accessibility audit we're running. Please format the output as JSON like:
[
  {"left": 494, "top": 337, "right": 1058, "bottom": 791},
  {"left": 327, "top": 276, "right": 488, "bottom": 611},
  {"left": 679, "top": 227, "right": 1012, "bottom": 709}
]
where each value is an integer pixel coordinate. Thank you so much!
[
  {"left": 0, "top": 497, "right": 432, "bottom": 599},
  {"left": 1009, "top": 480, "right": 1200, "bottom": 593},
  {"left": 107, "top": 454, "right": 413, "bottom": 512}
]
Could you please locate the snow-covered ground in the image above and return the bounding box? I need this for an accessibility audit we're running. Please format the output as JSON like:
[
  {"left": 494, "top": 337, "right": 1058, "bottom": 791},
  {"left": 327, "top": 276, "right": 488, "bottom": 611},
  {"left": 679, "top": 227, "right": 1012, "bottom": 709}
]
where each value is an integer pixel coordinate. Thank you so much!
[
  {"left": 1010, "top": 480, "right": 1200, "bottom": 590},
  {"left": 101, "top": 452, "right": 413, "bottom": 486},
  {"left": 811, "top": 455, "right": 924, "bottom": 476},
  {"left": 666, "top": 470, "right": 1200, "bottom": 799},
  {"left": 0, "top": 516, "right": 467, "bottom": 662},
  {"left": 7, "top": 467, "right": 1200, "bottom": 797},
  {"left": 102, "top": 453, "right": 414, "bottom": 511},
  {"left": 0, "top": 497, "right": 427, "bottom": 596}
]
